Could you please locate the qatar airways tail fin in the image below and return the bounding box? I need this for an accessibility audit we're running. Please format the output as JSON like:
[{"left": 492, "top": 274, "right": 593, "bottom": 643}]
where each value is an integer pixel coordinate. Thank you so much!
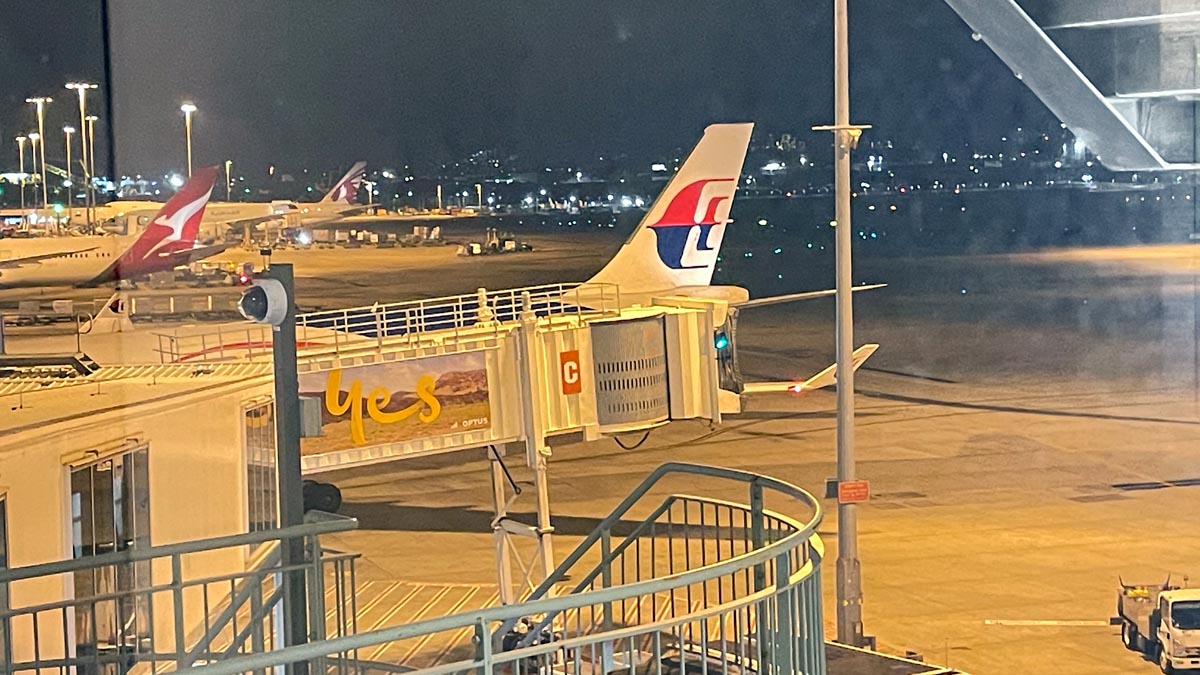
[
  {"left": 320, "top": 161, "right": 367, "bottom": 204},
  {"left": 587, "top": 123, "right": 753, "bottom": 293}
]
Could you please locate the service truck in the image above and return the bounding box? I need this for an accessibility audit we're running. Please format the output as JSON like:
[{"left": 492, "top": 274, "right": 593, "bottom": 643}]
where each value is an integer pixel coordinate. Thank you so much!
[{"left": 1117, "top": 580, "right": 1200, "bottom": 672}]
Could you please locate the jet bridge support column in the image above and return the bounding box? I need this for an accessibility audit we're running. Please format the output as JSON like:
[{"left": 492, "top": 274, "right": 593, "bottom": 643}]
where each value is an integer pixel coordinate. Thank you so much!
[
  {"left": 489, "top": 446, "right": 517, "bottom": 606},
  {"left": 488, "top": 292, "right": 556, "bottom": 604},
  {"left": 518, "top": 291, "right": 555, "bottom": 579}
]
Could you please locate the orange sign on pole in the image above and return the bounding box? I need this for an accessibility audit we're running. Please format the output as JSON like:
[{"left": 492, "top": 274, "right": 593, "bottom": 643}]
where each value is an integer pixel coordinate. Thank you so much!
[
  {"left": 560, "top": 350, "right": 581, "bottom": 395},
  {"left": 837, "top": 479, "right": 870, "bottom": 504}
]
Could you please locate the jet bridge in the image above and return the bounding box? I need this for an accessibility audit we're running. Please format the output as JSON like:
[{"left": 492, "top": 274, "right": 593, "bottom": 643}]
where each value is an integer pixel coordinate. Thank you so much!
[{"left": 155, "top": 281, "right": 736, "bottom": 603}]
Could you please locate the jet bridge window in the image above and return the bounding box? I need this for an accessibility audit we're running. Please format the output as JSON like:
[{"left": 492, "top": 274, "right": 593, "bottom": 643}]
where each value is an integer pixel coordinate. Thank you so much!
[
  {"left": 70, "top": 446, "right": 151, "bottom": 662},
  {"left": 245, "top": 401, "right": 278, "bottom": 533}
]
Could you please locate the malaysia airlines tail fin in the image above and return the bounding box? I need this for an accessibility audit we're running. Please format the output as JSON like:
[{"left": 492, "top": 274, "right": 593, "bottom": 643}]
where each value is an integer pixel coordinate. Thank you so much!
[
  {"left": 320, "top": 161, "right": 367, "bottom": 204},
  {"left": 587, "top": 123, "right": 753, "bottom": 293}
]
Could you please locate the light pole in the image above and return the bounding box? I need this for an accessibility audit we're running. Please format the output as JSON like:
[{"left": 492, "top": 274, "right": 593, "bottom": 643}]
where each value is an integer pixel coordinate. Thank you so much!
[
  {"left": 25, "top": 97, "right": 52, "bottom": 213},
  {"left": 86, "top": 115, "right": 99, "bottom": 232},
  {"left": 814, "top": 0, "right": 871, "bottom": 647},
  {"left": 27, "top": 133, "right": 41, "bottom": 215},
  {"left": 224, "top": 159, "right": 233, "bottom": 201},
  {"left": 180, "top": 102, "right": 197, "bottom": 177},
  {"left": 66, "top": 82, "right": 98, "bottom": 230},
  {"left": 15, "top": 136, "right": 27, "bottom": 212},
  {"left": 63, "top": 126, "right": 76, "bottom": 223}
]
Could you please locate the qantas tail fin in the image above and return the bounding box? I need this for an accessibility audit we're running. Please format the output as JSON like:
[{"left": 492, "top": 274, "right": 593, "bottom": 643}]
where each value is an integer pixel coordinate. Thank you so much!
[
  {"left": 587, "top": 123, "right": 753, "bottom": 292},
  {"left": 98, "top": 167, "right": 217, "bottom": 284},
  {"left": 320, "top": 161, "right": 367, "bottom": 204},
  {"left": 129, "top": 167, "right": 217, "bottom": 254}
]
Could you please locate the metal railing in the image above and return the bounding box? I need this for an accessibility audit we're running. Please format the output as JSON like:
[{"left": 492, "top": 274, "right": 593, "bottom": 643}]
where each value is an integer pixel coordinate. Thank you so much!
[
  {"left": 175, "top": 462, "right": 827, "bottom": 675},
  {"left": 123, "top": 294, "right": 242, "bottom": 320},
  {"left": 153, "top": 281, "right": 623, "bottom": 364},
  {"left": 0, "top": 512, "right": 359, "bottom": 675}
]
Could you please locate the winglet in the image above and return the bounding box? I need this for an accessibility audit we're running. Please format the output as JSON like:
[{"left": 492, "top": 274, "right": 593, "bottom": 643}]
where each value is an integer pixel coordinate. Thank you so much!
[
  {"left": 741, "top": 344, "right": 879, "bottom": 395},
  {"left": 795, "top": 344, "right": 879, "bottom": 392}
]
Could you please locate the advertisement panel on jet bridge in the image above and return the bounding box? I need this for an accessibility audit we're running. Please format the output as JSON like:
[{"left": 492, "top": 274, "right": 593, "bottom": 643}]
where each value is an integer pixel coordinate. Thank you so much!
[{"left": 298, "top": 351, "right": 492, "bottom": 465}]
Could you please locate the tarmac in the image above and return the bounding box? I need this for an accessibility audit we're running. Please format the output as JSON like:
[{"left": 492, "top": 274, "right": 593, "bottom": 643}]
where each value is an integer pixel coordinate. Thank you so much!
[
  {"left": 312, "top": 237, "right": 1199, "bottom": 675},
  {"left": 6, "top": 229, "right": 1199, "bottom": 675}
]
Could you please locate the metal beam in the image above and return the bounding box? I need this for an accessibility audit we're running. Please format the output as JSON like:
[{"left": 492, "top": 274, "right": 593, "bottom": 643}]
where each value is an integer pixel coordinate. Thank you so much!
[
  {"left": 942, "top": 0, "right": 1194, "bottom": 171},
  {"left": 1046, "top": 10, "right": 1200, "bottom": 30}
]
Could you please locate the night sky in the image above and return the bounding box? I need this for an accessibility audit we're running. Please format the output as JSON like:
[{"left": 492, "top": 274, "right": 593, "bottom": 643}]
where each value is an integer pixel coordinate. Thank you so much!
[{"left": 1, "top": 1, "right": 1055, "bottom": 176}]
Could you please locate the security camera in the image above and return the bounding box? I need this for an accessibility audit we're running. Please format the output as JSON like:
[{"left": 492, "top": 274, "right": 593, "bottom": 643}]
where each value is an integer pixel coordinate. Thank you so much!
[{"left": 238, "top": 278, "right": 289, "bottom": 326}]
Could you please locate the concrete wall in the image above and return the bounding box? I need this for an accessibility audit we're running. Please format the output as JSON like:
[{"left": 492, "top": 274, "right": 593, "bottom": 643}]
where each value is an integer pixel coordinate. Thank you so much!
[{"left": 0, "top": 377, "right": 274, "bottom": 662}]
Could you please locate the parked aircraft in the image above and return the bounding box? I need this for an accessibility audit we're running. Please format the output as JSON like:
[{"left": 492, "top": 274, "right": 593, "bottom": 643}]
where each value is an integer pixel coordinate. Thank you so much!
[{"left": 0, "top": 167, "right": 227, "bottom": 288}]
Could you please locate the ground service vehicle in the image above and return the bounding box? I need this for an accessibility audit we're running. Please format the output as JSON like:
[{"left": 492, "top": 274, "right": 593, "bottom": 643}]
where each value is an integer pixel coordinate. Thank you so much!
[{"left": 1117, "top": 580, "right": 1200, "bottom": 672}]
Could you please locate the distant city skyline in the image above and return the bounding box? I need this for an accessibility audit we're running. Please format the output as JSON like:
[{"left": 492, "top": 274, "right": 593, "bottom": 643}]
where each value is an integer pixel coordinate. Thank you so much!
[{"left": 2, "top": 1, "right": 1057, "bottom": 176}]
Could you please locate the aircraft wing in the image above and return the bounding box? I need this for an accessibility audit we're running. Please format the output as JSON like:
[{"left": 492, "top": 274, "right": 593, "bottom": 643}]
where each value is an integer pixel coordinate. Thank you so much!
[
  {"left": 734, "top": 284, "right": 887, "bottom": 309},
  {"left": 333, "top": 204, "right": 374, "bottom": 217},
  {"left": 741, "top": 344, "right": 879, "bottom": 394},
  {"left": 222, "top": 214, "right": 288, "bottom": 232},
  {"left": 0, "top": 246, "right": 100, "bottom": 269},
  {"left": 80, "top": 243, "right": 235, "bottom": 287},
  {"left": 298, "top": 205, "right": 376, "bottom": 227},
  {"left": 166, "top": 242, "right": 237, "bottom": 266}
]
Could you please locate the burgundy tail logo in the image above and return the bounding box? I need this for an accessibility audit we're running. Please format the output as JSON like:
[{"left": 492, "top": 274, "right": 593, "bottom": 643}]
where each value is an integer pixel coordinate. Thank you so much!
[{"left": 327, "top": 162, "right": 366, "bottom": 203}]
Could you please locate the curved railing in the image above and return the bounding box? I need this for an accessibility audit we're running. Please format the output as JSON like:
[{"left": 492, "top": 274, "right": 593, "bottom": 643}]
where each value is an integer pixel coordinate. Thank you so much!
[{"left": 177, "top": 462, "right": 827, "bottom": 675}]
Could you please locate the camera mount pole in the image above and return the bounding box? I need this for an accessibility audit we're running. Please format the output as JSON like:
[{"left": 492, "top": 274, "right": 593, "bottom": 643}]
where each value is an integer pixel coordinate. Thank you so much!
[{"left": 269, "top": 263, "right": 309, "bottom": 674}]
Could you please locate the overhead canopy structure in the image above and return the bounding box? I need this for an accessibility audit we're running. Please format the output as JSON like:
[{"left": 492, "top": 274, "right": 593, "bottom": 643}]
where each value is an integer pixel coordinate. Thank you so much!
[{"left": 943, "top": 0, "right": 1200, "bottom": 171}]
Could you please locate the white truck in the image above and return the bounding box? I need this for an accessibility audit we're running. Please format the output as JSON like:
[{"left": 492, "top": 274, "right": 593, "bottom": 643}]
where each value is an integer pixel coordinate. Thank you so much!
[{"left": 1117, "top": 581, "right": 1200, "bottom": 672}]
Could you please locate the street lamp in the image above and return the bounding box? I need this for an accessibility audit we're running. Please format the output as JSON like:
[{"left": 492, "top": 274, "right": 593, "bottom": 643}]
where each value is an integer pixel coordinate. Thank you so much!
[
  {"left": 180, "top": 102, "right": 197, "bottom": 177},
  {"left": 224, "top": 159, "right": 233, "bottom": 201},
  {"left": 66, "top": 82, "right": 98, "bottom": 229},
  {"left": 27, "top": 132, "right": 41, "bottom": 217},
  {"left": 63, "top": 126, "right": 76, "bottom": 221},
  {"left": 85, "top": 115, "right": 99, "bottom": 232},
  {"left": 812, "top": 0, "right": 872, "bottom": 647},
  {"left": 25, "top": 97, "right": 52, "bottom": 212},
  {"left": 15, "top": 136, "right": 27, "bottom": 211}
]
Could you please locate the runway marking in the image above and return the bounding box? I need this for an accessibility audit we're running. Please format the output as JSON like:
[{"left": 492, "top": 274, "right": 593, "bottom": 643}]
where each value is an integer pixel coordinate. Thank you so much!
[
  {"left": 860, "top": 390, "right": 1200, "bottom": 427},
  {"left": 984, "top": 619, "right": 1110, "bottom": 627}
]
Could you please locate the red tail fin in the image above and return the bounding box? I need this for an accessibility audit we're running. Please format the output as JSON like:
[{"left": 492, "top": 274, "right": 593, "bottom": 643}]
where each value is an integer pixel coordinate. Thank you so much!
[{"left": 110, "top": 167, "right": 218, "bottom": 280}]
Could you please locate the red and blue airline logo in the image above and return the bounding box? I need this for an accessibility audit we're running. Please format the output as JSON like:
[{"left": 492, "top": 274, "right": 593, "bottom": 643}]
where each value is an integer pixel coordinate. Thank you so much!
[{"left": 648, "top": 178, "right": 736, "bottom": 269}]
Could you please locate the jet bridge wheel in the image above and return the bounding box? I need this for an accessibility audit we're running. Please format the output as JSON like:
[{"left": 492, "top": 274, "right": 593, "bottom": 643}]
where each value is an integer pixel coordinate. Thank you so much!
[{"left": 302, "top": 480, "right": 343, "bottom": 514}]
